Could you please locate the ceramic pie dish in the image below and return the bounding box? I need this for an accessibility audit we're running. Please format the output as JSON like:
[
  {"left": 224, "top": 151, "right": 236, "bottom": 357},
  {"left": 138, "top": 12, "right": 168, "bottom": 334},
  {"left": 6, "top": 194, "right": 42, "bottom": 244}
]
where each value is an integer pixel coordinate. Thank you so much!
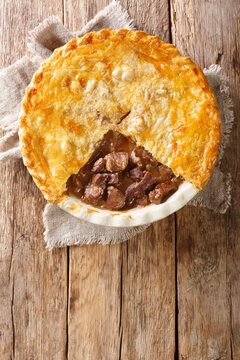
[
  {"left": 59, "top": 180, "right": 199, "bottom": 227},
  {"left": 18, "top": 29, "right": 221, "bottom": 226}
]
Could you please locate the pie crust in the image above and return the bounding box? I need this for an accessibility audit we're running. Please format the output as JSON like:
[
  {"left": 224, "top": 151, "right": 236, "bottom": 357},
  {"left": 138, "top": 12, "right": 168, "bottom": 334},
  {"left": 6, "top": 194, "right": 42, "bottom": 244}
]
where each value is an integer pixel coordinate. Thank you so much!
[{"left": 19, "top": 29, "right": 221, "bottom": 203}]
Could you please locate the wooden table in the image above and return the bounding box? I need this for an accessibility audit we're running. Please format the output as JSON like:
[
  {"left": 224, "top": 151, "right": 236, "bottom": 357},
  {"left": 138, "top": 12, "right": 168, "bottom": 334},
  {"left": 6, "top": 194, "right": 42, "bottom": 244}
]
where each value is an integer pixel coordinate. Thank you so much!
[{"left": 0, "top": 1, "right": 239, "bottom": 359}]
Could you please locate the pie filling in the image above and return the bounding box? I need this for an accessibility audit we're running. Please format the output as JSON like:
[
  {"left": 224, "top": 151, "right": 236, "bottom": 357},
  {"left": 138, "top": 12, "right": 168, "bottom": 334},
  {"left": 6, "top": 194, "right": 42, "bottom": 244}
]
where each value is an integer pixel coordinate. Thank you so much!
[{"left": 67, "top": 131, "right": 182, "bottom": 211}]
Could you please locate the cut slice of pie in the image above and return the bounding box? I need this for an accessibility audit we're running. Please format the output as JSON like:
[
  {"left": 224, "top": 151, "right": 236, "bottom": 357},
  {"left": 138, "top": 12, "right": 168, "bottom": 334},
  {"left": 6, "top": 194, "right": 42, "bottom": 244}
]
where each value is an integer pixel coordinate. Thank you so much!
[
  {"left": 18, "top": 29, "right": 221, "bottom": 205},
  {"left": 66, "top": 130, "right": 183, "bottom": 210}
]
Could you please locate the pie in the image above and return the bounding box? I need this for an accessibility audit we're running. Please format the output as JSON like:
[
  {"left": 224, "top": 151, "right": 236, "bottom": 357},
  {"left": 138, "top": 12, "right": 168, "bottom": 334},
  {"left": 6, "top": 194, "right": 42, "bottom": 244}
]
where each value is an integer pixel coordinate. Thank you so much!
[{"left": 18, "top": 29, "right": 221, "bottom": 210}]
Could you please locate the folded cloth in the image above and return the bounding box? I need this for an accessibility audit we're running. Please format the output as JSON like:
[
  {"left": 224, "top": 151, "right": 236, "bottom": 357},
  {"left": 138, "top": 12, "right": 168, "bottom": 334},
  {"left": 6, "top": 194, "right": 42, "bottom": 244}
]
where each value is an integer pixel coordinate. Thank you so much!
[{"left": 0, "top": 1, "right": 234, "bottom": 249}]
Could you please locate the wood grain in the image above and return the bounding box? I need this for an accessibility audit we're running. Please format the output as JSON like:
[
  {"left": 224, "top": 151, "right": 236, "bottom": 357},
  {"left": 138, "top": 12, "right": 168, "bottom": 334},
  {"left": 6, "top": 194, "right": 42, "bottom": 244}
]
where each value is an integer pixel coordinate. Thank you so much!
[
  {"left": 223, "top": 2, "right": 240, "bottom": 358},
  {"left": 67, "top": 244, "right": 122, "bottom": 359},
  {"left": 0, "top": 0, "right": 239, "bottom": 359},
  {"left": 120, "top": 221, "right": 176, "bottom": 359},
  {"left": 0, "top": 1, "right": 68, "bottom": 359},
  {"left": 171, "top": 0, "right": 239, "bottom": 358}
]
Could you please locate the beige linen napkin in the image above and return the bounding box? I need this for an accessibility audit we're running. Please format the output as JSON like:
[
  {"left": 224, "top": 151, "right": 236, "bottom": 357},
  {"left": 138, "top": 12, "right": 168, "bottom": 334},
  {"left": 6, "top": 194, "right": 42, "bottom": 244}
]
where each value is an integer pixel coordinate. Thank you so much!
[{"left": 0, "top": 1, "right": 234, "bottom": 249}]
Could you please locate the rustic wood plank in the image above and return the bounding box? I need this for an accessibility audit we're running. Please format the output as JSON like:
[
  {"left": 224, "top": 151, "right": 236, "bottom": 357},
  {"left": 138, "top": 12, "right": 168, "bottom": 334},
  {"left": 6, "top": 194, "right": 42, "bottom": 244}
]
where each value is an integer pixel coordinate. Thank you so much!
[
  {"left": 176, "top": 208, "right": 231, "bottom": 358},
  {"left": 63, "top": 0, "right": 110, "bottom": 30},
  {"left": 65, "top": 1, "right": 176, "bottom": 359},
  {"left": 121, "top": 0, "right": 170, "bottom": 38},
  {"left": 222, "top": 2, "right": 240, "bottom": 358},
  {"left": 67, "top": 244, "right": 122, "bottom": 359},
  {"left": 0, "top": 1, "right": 68, "bottom": 359},
  {"left": 120, "top": 220, "right": 176, "bottom": 359},
  {"left": 171, "top": 0, "right": 239, "bottom": 358}
]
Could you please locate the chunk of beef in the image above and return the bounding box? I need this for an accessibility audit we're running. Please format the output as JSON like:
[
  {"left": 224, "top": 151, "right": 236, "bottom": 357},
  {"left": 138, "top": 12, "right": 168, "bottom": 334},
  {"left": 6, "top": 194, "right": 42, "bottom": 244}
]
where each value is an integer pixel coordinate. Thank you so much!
[
  {"left": 149, "top": 179, "right": 178, "bottom": 204},
  {"left": 107, "top": 173, "right": 119, "bottom": 185},
  {"left": 92, "top": 158, "right": 106, "bottom": 173},
  {"left": 130, "top": 147, "right": 158, "bottom": 169},
  {"left": 144, "top": 163, "right": 174, "bottom": 184},
  {"left": 160, "top": 179, "right": 178, "bottom": 193},
  {"left": 91, "top": 173, "right": 109, "bottom": 187},
  {"left": 106, "top": 186, "right": 126, "bottom": 210},
  {"left": 130, "top": 147, "right": 143, "bottom": 167},
  {"left": 136, "top": 195, "right": 149, "bottom": 206},
  {"left": 84, "top": 184, "right": 104, "bottom": 205},
  {"left": 125, "top": 171, "right": 155, "bottom": 203},
  {"left": 149, "top": 187, "right": 164, "bottom": 205},
  {"left": 155, "top": 164, "right": 174, "bottom": 183},
  {"left": 105, "top": 152, "right": 128, "bottom": 172},
  {"left": 91, "top": 173, "right": 119, "bottom": 187},
  {"left": 142, "top": 148, "right": 158, "bottom": 167},
  {"left": 129, "top": 167, "right": 144, "bottom": 182}
]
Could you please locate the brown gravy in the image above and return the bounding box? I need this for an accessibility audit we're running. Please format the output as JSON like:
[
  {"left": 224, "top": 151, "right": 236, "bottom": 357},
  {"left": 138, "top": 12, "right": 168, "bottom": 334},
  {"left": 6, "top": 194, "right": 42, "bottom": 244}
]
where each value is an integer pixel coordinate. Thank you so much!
[{"left": 67, "top": 131, "right": 182, "bottom": 210}]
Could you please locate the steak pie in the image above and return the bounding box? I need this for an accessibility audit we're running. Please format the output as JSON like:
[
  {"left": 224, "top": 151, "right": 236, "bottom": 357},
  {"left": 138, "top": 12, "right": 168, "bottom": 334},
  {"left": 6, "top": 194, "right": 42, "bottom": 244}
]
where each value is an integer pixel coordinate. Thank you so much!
[{"left": 19, "top": 29, "right": 221, "bottom": 210}]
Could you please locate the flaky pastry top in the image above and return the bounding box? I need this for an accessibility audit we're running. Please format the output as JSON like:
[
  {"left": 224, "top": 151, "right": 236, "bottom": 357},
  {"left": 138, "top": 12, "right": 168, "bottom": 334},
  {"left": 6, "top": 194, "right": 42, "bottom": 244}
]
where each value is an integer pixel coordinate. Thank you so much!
[{"left": 19, "top": 29, "right": 221, "bottom": 203}]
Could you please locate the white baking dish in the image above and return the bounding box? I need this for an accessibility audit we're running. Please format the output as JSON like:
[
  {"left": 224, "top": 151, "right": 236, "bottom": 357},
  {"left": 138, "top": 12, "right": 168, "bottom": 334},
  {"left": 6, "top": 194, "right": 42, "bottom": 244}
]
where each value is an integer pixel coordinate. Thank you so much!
[{"left": 59, "top": 180, "right": 199, "bottom": 227}]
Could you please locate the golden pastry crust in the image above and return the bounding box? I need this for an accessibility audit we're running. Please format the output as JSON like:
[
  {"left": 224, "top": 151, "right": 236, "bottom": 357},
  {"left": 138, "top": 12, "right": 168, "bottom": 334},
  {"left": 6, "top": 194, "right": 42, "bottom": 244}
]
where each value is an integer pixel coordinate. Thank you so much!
[{"left": 19, "top": 29, "right": 221, "bottom": 203}]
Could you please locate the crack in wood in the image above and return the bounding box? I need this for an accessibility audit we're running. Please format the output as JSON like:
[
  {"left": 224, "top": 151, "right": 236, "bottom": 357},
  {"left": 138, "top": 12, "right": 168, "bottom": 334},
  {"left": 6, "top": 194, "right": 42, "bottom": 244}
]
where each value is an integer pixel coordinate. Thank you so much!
[
  {"left": 62, "top": 0, "right": 65, "bottom": 24},
  {"left": 118, "top": 246, "right": 124, "bottom": 359},
  {"left": 227, "top": 209, "right": 234, "bottom": 360},
  {"left": 118, "top": 328, "right": 123, "bottom": 360},
  {"left": 229, "top": 279, "right": 234, "bottom": 360},
  {"left": 119, "top": 250, "right": 123, "bottom": 335},
  {"left": 216, "top": 52, "right": 223, "bottom": 64},
  {"left": 126, "top": 241, "right": 129, "bottom": 273},
  {"left": 11, "top": 280, "right": 15, "bottom": 360},
  {"left": 168, "top": 0, "right": 173, "bottom": 43},
  {"left": 65, "top": 247, "right": 70, "bottom": 360},
  {"left": 10, "top": 198, "right": 15, "bottom": 360},
  {"left": 9, "top": 239, "right": 14, "bottom": 282},
  {"left": 174, "top": 213, "right": 179, "bottom": 360},
  {"left": 230, "top": 336, "right": 233, "bottom": 360}
]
